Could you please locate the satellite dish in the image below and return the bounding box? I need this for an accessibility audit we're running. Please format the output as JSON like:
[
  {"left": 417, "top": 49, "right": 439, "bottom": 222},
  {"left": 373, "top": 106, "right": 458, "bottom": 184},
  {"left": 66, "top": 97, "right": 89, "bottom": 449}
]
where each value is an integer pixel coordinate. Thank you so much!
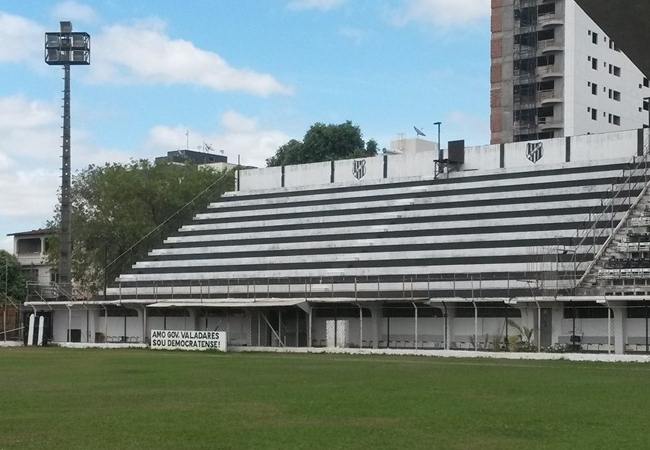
[{"left": 414, "top": 126, "right": 426, "bottom": 137}]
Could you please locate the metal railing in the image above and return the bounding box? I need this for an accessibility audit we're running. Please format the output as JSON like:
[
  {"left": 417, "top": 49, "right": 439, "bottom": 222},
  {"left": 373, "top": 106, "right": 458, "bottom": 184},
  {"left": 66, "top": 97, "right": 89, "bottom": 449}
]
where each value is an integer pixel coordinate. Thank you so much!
[{"left": 573, "top": 142, "right": 650, "bottom": 288}]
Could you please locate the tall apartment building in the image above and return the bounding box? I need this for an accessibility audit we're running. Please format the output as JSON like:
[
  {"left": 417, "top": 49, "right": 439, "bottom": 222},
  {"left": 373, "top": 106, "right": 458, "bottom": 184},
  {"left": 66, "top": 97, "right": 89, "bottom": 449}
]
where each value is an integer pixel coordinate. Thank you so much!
[{"left": 491, "top": 0, "right": 650, "bottom": 144}]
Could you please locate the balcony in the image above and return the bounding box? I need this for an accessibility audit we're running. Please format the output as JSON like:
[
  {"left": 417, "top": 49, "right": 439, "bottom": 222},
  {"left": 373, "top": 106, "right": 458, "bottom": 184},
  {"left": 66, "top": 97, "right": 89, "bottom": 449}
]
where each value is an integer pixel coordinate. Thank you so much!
[
  {"left": 537, "top": 38, "right": 564, "bottom": 53},
  {"left": 537, "top": 89, "right": 564, "bottom": 105},
  {"left": 538, "top": 115, "right": 564, "bottom": 130},
  {"left": 537, "top": 64, "right": 563, "bottom": 79},
  {"left": 538, "top": 13, "right": 564, "bottom": 28}
]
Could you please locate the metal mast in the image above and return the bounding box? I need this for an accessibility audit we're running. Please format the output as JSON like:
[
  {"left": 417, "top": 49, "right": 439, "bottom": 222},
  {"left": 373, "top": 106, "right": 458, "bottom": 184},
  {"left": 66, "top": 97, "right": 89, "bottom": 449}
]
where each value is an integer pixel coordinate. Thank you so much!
[
  {"left": 60, "top": 62, "right": 72, "bottom": 288},
  {"left": 45, "top": 21, "right": 90, "bottom": 291}
]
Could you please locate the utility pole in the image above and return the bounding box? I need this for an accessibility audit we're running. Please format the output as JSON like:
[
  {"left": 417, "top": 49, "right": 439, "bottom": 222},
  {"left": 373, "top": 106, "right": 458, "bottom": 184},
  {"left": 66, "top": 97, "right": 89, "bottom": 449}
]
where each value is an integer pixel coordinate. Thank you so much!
[
  {"left": 3, "top": 258, "right": 7, "bottom": 342},
  {"left": 45, "top": 22, "right": 90, "bottom": 295},
  {"left": 434, "top": 121, "right": 442, "bottom": 173}
]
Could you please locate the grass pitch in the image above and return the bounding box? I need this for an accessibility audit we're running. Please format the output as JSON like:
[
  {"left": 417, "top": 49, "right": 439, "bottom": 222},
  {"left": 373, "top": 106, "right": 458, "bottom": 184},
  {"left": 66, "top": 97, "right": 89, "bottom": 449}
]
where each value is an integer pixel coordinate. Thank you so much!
[{"left": 1, "top": 348, "right": 649, "bottom": 449}]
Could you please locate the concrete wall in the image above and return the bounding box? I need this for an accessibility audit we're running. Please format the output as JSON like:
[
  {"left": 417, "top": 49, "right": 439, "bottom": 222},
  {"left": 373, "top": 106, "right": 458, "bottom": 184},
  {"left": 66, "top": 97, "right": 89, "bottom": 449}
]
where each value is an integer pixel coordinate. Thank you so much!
[
  {"left": 236, "top": 128, "right": 643, "bottom": 193},
  {"left": 334, "top": 155, "right": 383, "bottom": 184},
  {"left": 285, "top": 161, "right": 331, "bottom": 188},
  {"left": 239, "top": 166, "right": 282, "bottom": 191}
]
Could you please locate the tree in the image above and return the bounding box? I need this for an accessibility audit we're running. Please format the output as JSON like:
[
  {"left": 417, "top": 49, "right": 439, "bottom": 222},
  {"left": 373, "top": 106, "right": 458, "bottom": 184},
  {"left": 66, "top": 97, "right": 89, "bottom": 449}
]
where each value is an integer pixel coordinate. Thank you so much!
[
  {"left": 266, "top": 121, "right": 377, "bottom": 166},
  {"left": 0, "top": 251, "right": 26, "bottom": 304},
  {"left": 366, "top": 139, "right": 378, "bottom": 155},
  {"left": 47, "top": 160, "right": 235, "bottom": 294}
]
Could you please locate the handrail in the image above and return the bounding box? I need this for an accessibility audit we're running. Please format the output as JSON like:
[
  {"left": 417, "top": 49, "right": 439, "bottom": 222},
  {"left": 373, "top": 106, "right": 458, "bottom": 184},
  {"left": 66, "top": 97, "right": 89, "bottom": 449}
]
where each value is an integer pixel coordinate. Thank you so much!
[{"left": 572, "top": 141, "right": 650, "bottom": 289}]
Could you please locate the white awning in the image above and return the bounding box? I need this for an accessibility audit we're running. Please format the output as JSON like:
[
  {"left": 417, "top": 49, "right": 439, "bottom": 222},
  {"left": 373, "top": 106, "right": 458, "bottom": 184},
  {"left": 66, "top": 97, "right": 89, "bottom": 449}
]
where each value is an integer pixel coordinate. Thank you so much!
[{"left": 147, "top": 298, "right": 306, "bottom": 308}]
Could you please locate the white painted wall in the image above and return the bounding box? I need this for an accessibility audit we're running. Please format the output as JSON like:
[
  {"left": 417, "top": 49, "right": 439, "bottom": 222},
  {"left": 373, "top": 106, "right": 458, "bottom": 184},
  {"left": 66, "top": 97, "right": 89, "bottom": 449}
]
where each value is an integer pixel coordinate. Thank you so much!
[
  {"left": 285, "top": 161, "right": 331, "bottom": 188},
  {"left": 334, "top": 155, "right": 384, "bottom": 184},
  {"left": 459, "top": 145, "right": 500, "bottom": 171},
  {"left": 236, "top": 128, "right": 643, "bottom": 193},
  {"left": 388, "top": 150, "right": 437, "bottom": 178},
  {"left": 565, "top": 0, "right": 650, "bottom": 137},
  {"left": 571, "top": 129, "right": 638, "bottom": 162},
  {"left": 238, "top": 166, "right": 282, "bottom": 191}
]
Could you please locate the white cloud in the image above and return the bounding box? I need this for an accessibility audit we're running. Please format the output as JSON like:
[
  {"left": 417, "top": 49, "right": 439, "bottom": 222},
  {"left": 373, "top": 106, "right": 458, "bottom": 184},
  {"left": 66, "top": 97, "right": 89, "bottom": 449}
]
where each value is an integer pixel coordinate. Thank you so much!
[
  {"left": 0, "top": 95, "right": 133, "bottom": 224},
  {"left": 338, "top": 27, "right": 367, "bottom": 45},
  {"left": 89, "top": 21, "right": 292, "bottom": 96},
  {"left": 445, "top": 110, "right": 490, "bottom": 145},
  {"left": 287, "top": 0, "right": 346, "bottom": 11},
  {"left": 392, "top": 0, "right": 490, "bottom": 28},
  {"left": 147, "top": 111, "right": 290, "bottom": 168},
  {"left": 0, "top": 11, "right": 44, "bottom": 63},
  {"left": 0, "top": 236, "right": 14, "bottom": 253},
  {"left": 51, "top": 1, "right": 98, "bottom": 24}
]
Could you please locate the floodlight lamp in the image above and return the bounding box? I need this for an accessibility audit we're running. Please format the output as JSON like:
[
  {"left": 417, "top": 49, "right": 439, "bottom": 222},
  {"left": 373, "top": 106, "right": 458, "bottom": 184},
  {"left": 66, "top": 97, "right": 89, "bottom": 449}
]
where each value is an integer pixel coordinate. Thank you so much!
[{"left": 44, "top": 22, "right": 90, "bottom": 65}]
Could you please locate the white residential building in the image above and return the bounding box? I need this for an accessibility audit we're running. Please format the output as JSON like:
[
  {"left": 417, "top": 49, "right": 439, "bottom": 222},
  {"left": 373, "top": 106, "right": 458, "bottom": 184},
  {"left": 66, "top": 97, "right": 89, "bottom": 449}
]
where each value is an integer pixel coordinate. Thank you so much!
[{"left": 491, "top": 0, "right": 650, "bottom": 144}]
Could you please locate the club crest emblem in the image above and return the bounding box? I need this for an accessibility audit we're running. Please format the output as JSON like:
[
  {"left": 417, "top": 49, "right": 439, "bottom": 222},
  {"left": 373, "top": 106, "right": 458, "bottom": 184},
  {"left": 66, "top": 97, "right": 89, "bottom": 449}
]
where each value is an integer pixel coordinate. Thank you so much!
[
  {"left": 526, "top": 142, "right": 544, "bottom": 164},
  {"left": 352, "top": 159, "right": 366, "bottom": 180}
]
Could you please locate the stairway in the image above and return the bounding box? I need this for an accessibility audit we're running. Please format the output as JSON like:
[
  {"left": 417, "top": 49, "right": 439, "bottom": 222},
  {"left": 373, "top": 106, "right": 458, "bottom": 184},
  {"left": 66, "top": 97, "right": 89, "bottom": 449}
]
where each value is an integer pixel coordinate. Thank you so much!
[{"left": 576, "top": 158, "right": 650, "bottom": 295}]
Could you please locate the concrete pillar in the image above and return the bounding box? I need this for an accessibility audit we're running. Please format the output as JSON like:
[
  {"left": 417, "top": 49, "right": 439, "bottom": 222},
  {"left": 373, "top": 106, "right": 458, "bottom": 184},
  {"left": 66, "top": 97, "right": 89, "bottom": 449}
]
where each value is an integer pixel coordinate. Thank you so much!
[
  {"left": 551, "top": 305, "right": 564, "bottom": 347},
  {"left": 445, "top": 304, "right": 455, "bottom": 350},
  {"left": 613, "top": 306, "right": 627, "bottom": 355},
  {"left": 368, "top": 305, "right": 382, "bottom": 349},
  {"left": 188, "top": 309, "right": 199, "bottom": 331}
]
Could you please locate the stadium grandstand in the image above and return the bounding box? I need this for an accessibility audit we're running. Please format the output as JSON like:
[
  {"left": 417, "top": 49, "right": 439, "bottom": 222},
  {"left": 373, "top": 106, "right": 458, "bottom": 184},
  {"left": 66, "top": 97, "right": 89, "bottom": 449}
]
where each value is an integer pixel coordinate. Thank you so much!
[{"left": 24, "top": 128, "right": 650, "bottom": 354}]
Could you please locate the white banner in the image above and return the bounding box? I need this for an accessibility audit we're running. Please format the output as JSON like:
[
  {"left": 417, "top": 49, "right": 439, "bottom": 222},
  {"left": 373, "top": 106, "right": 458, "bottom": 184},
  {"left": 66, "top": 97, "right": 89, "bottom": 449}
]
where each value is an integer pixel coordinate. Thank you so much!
[{"left": 150, "top": 329, "right": 227, "bottom": 352}]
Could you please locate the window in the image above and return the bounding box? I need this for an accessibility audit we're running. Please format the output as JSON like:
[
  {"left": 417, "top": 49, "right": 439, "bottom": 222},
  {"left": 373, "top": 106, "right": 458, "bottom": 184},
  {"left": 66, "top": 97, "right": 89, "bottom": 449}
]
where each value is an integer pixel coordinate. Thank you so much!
[
  {"left": 21, "top": 267, "right": 39, "bottom": 283},
  {"left": 17, "top": 238, "right": 41, "bottom": 254},
  {"left": 644, "top": 77, "right": 649, "bottom": 88},
  {"left": 612, "top": 90, "right": 621, "bottom": 101},
  {"left": 613, "top": 115, "right": 621, "bottom": 126},
  {"left": 592, "top": 57, "right": 598, "bottom": 70},
  {"left": 592, "top": 108, "right": 598, "bottom": 120},
  {"left": 610, "top": 65, "right": 621, "bottom": 76},
  {"left": 591, "top": 83, "right": 598, "bottom": 95},
  {"left": 592, "top": 32, "right": 598, "bottom": 44}
]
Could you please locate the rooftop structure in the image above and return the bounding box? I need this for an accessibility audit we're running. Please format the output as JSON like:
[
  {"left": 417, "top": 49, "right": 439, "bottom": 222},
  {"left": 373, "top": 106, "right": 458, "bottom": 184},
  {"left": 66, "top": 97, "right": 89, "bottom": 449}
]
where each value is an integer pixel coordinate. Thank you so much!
[
  {"left": 155, "top": 149, "right": 228, "bottom": 166},
  {"left": 7, "top": 229, "right": 55, "bottom": 286}
]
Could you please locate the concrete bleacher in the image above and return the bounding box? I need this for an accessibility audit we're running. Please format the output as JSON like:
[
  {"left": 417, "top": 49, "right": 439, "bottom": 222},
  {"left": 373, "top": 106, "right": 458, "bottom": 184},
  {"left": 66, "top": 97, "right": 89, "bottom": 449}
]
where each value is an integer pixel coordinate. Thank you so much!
[
  {"left": 106, "top": 159, "right": 639, "bottom": 303},
  {"left": 26, "top": 128, "right": 650, "bottom": 353}
]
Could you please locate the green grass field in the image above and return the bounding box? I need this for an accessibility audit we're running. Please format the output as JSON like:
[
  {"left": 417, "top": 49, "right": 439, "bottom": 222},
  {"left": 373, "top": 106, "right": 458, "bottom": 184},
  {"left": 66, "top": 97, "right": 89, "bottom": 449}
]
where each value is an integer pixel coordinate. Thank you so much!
[{"left": 1, "top": 348, "right": 649, "bottom": 450}]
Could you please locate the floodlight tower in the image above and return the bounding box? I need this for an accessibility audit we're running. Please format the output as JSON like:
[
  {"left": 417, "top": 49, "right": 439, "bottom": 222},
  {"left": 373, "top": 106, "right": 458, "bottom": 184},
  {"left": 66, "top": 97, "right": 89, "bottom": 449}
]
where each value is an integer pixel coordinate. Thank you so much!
[{"left": 45, "top": 22, "right": 90, "bottom": 291}]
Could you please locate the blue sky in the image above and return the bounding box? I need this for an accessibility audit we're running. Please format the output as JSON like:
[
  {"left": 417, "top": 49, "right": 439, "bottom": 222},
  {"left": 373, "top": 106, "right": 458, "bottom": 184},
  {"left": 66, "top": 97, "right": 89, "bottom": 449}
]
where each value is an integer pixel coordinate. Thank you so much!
[{"left": 0, "top": 0, "right": 490, "bottom": 251}]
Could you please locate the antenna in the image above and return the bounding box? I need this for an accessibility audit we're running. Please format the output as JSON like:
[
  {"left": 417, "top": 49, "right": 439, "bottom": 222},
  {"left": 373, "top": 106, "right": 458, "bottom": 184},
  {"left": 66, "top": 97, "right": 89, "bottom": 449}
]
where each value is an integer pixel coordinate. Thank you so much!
[
  {"left": 185, "top": 129, "right": 189, "bottom": 150},
  {"left": 203, "top": 142, "right": 214, "bottom": 153},
  {"left": 414, "top": 126, "right": 426, "bottom": 137}
]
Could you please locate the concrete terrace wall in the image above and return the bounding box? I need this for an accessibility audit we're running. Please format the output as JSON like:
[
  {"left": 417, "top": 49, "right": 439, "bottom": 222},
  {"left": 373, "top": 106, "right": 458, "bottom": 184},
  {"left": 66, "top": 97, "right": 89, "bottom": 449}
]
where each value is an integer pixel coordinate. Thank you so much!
[{"left": 237, "top": 129, "right": 646, "bottom": 192}]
